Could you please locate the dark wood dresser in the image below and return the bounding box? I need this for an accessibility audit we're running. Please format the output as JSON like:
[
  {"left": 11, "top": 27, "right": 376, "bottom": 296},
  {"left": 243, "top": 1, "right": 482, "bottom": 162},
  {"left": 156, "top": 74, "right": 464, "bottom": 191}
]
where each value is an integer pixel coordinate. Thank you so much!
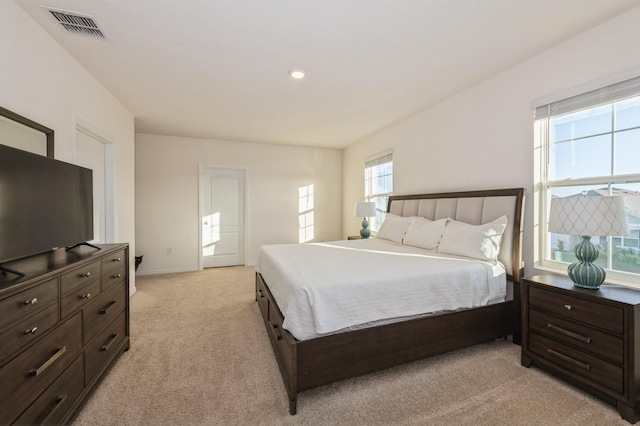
[
  {"left": 521, "top": 274, "right": 640, "bottom": 423},
  {"left": 0, "top": 244, "right": 129, "bottom": 425}
]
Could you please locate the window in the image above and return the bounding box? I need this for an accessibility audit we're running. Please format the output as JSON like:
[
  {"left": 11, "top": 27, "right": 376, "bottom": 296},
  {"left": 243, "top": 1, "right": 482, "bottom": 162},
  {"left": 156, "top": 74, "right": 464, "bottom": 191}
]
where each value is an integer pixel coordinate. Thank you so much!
[
  {"left": 535, "top": 76, "right": 640, "bottom": 283},
  {"left": 364, "top": 152, "right": 393, "bottom": 231},
  {"left": 298, "top": 184, "right": 314, "bottom": 243}
]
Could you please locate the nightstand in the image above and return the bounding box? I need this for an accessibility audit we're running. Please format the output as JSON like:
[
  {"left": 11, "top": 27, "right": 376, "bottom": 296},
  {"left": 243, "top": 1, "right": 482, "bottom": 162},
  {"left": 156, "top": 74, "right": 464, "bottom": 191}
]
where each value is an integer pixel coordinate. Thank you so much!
[
  {"left": 521, "top": 274, "right": 640, "bottom": 423},
  {"left": 347, "top": 235, "right": 363, "bottom": 240}
]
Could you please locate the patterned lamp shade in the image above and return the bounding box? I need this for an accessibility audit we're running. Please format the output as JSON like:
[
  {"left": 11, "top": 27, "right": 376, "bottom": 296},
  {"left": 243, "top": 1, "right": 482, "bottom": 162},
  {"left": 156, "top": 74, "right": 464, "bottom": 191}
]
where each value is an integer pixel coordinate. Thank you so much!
[
  {"left": 548, "top": 195, "right": 629, "bottom": 289},
  {"left": 548, "top": 195, "right": 629, "bottom": 237},
  {"left": 354, "top": 201, "right": 377, "bottom": 218}
]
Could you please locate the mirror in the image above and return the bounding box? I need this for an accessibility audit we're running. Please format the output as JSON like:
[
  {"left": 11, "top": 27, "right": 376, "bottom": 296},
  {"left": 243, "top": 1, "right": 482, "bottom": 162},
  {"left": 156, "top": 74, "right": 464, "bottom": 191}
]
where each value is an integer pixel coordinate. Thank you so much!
[{"left": 0, "top": 106, "right": 54, "bottom": 157}]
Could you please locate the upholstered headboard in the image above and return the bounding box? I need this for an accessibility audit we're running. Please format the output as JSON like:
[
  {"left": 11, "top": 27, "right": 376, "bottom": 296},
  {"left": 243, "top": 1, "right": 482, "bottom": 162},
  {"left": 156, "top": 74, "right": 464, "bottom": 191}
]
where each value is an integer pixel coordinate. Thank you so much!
[{"left": 388, "top": 188, "right": 525, "bottom": 282}]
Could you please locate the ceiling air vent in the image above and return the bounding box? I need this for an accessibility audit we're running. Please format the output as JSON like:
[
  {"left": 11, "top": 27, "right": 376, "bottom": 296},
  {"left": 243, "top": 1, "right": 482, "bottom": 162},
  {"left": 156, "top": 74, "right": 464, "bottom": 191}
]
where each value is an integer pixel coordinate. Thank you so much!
[{"left": 45, "top": 8, "right": 106, "bottom": 39}]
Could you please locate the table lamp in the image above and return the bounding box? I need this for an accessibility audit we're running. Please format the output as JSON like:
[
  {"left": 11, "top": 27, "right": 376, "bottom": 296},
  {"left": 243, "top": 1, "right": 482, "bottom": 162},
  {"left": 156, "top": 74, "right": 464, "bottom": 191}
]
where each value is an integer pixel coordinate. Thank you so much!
[
  {"left": 354, "top": 201, "right": 377, "bottom": 239},
  {"left": 548, "top": 195, "right": 629, "bottom": 289}
]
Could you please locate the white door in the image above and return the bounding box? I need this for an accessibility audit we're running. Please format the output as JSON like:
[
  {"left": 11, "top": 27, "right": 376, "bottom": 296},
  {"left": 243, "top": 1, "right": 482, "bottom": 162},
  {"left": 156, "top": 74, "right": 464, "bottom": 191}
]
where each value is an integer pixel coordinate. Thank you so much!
[
  {"left": 75, "top": 128, "right": 107, "bottom": 243},
  {"left": 201, "top": 167, "right": 245, "bottom": 268}
]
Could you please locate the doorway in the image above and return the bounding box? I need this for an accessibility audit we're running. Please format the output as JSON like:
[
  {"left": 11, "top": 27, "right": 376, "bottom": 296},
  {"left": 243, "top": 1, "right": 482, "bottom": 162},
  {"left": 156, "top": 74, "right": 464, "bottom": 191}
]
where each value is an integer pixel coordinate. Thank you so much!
[
  {"left": 75, "top": 126, "right": 115, "bottom": 243},
  {"left": 200, "top": 167, "right": 246, "bottom": 268}
]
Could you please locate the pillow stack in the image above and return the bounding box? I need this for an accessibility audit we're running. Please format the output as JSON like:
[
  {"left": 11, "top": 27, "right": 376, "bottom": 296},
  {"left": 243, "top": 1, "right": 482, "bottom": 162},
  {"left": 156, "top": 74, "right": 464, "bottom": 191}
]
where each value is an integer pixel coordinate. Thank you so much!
[{"left": 374, "top": 214, "right": 509, "bottom": 263}]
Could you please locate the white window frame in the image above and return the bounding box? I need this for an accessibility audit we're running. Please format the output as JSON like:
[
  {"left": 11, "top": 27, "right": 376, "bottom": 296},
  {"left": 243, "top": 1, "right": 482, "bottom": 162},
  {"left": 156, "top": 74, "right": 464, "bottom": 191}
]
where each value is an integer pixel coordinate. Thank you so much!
[
  {"left": 534, "top": 75, "right": 640, "bottom": 288},
  {"left": 298, "top": 184, "right": 314, "bottom": 243},
  {"left": 364, "top": 151, "right": 393, "bottom": 232}
]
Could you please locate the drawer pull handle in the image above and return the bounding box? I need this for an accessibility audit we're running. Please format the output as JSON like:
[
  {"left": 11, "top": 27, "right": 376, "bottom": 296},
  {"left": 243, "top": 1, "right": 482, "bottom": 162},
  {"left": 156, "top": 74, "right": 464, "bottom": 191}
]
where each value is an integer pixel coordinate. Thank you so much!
[
  {"left": 42, "top": 394, "right": 68, "bottom": 424},
  {"left": 24, "top": 326, "right": 38, "bottom": 335},
  {"left": 24, "top": 298, "right": 38, "bottom": 305},
  {"left": 112, "top": 274, "right": 122, "bottom": 279},
  {"left": 564, "top": 304, "right": 572, "bottom": 311},
  {"left": 81, "top": 293, "right": 91, "bottom": 299},
  {"left": 81, "top": 272, "right": 91, "bottom": 278},
  {"left": 547, "top": 348, "right": 590, "bottom": 371},
  {"left": 112, "top": 257, "right": 121, "bottom": 262},
  {"left": 101, "top": 333, "right": 119, "bottom": 352},
  {"left": 272, "top": 323, "right": 283, "bottom": 341},
  {"left": 258, "top": 289, "right": 265, "bottom": 298},
  {"left": 31, "top": 346, "right": 66, "bottom": 377},
  {"left": 100, "top": 300, "right": 118, "bottom": 314},
  {"left": 547, "top": 324, "right": 591, "bottom": 344}
]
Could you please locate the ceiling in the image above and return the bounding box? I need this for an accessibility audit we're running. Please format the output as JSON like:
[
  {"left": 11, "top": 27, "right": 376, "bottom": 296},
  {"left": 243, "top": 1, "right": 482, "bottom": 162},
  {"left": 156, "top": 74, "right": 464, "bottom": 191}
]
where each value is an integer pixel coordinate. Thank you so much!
[{"left": 16, "top": 0, "right": 640, "bottom": 149}]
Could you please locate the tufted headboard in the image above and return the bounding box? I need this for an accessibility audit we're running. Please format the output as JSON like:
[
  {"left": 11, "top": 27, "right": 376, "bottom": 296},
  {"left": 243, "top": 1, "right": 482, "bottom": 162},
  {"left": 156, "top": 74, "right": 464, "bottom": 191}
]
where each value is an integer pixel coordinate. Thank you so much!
[{"left": 388, "top": 188, "right": 525, "bottom": 283}]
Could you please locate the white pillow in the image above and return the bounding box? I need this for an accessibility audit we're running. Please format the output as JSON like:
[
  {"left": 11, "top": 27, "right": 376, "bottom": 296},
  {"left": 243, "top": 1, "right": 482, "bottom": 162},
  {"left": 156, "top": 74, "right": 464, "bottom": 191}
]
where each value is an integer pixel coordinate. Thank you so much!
[
  {"left": 403, "top": 217, "right": 448, "bottom": 250},
  {"left": 437, "top": 215, "right": 509, "bottom": 263},
  {"left": 375, "top": 213, "right": 412, "bottom": 244}
]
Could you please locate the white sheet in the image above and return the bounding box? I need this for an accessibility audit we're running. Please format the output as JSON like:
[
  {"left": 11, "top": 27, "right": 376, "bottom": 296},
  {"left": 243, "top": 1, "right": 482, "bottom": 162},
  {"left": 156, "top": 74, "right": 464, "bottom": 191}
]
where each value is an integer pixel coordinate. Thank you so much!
[{"left": 255, "top": 239, "right": 507, "bottom": 341}]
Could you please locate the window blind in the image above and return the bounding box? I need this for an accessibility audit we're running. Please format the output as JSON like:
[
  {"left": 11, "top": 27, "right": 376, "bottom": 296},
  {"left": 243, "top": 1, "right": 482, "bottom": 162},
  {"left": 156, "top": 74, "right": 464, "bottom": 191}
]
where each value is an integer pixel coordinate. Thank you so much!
[
  {"left": 365, "top": 152, "right": 392, "bottom": 168},
  {"left": 535, "top": 75, "right": 640, "bottom": 119}
]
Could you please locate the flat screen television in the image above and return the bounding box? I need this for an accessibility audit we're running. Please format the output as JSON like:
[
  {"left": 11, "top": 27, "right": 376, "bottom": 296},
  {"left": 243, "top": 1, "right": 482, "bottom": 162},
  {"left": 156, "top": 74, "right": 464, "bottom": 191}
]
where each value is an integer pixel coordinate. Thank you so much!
[{"left": 0, "top": 144, "right": 94, "bottom": 270}]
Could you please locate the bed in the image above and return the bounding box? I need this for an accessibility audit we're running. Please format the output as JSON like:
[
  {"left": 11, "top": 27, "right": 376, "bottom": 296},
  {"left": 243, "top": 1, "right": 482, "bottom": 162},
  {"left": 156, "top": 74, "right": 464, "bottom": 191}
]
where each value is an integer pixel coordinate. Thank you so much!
[{"left": 255, "top": 188, "right": 525, "bottom": 414}]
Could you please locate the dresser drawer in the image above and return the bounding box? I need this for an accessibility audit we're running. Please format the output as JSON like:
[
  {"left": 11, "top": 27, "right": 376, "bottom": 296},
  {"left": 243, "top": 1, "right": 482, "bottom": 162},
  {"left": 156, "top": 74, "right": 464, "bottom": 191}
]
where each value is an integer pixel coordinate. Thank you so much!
[
  {"left": 0, "top": 278, "right": 58, "bottom": 328},
  {"left": 0, "top": 313, "right": 82, "bottom": 425},
  {"left": 529, "top": 286, "right": 623, "bottom": 334},
  {"left": 530, "top": 332, "right": 623, "bottom": 394},
  {"left": 0, "top": 303, "right": 59, "bottom": 365},
  {"left": 102, "top": 263, "right": 126, "bottom": 292},
  {"left": 101, "top": 249, "right": 126, "bottom": 274},
  {"left": 61, "top": 279, "right": 101, "bottom": 319},
  {"left": 60, "top": 261, "right": 101, "bottom": 297},
  {"left": 529, "top": 309, "right": 623, "bottom": 364},
  {"left": 84, "top": 280, "right": 127, "bottom": 345},
  {"left": 85, "top": 312, "right": 126, "bottom": 385},
  {"left": 14, "top": 354, "right": 84, "bottom": 426}
]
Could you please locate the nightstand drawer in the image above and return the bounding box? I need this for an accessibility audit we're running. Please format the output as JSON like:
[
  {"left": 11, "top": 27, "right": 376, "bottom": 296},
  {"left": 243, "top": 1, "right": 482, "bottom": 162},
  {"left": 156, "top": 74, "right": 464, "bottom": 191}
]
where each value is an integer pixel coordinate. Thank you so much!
[
  {"left": 530, "top": 333, "right": 623, "bottom": 394},
  {"left": 529, "top": 309, "right": 623, "bottom": 364},
  {"left": 529, "top": 286, "right": 623, "bottom": 334}
]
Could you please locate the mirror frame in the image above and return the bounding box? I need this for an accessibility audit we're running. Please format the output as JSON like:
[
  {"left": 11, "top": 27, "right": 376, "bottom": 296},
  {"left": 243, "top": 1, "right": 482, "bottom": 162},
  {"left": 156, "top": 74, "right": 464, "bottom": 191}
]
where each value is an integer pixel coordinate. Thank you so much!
[{"left": 0, "top": 106, "right": 54, "bottom": 157}]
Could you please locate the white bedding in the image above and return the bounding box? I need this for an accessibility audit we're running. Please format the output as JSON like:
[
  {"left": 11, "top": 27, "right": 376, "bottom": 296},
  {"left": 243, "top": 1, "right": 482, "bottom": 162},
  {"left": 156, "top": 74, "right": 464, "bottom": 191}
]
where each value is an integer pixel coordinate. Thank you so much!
[{"left": 255, "top": 238, "right": 506, "bottom": 341}]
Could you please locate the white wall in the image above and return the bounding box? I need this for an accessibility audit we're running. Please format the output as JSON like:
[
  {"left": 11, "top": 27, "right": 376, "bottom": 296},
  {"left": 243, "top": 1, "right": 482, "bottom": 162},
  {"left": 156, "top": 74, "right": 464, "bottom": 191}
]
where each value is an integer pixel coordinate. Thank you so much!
[
  {"left": 343, "top": 6, "right": 640, "bottom": 279},
  {"left": 1, "top": 2, "right": 137, "bottom": 292},
  {"left": 135, "top": 134, "right": 342, "bottom": 274}
]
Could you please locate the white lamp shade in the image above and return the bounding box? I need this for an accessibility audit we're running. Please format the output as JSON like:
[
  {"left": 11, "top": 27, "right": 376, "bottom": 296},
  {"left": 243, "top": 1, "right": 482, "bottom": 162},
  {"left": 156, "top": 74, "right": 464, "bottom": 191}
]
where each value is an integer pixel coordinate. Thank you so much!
[
  {"left": 548, "top": 195, "right": 629, "bottom": 236},
  {"left": 354, "top": 201, "right": 376, "bottom": 218}
]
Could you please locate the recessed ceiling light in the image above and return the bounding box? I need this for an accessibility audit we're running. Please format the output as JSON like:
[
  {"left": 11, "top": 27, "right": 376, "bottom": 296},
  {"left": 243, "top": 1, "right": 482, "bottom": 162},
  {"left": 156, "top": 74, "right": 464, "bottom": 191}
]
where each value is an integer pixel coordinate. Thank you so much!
[{"left": 289, "top": 69, "right": 305, "bottom": 79}]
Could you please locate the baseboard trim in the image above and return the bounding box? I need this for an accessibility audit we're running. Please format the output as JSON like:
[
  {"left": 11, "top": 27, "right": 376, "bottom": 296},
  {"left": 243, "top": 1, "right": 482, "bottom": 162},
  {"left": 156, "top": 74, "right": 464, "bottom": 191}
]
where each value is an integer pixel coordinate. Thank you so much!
[{"left": 135, "top": 266, "right": 199, "bottom": 276}]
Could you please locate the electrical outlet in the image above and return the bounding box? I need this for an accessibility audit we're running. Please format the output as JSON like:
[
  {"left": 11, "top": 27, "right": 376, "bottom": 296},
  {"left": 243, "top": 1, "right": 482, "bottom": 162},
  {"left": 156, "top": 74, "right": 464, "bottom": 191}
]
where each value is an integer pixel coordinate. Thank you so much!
[{"left": 167, "top": 247, "right": 173, "bottom": 255}]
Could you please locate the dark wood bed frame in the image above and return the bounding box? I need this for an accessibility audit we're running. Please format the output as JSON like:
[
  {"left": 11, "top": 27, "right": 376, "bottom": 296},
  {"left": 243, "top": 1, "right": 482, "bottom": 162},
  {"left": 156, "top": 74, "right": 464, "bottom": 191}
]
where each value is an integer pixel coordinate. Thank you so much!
[{"left": 255, "top": 188, "right": 525, "bottom": 414}]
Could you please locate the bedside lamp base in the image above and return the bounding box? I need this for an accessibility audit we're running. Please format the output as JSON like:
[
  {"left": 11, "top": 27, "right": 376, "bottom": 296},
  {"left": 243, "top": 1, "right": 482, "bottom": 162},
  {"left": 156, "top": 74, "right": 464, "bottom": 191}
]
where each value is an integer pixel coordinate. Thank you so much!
[
  {"left": 568, "top": 236, "right": 606, "bottom": 290},
  {"left": 360, "top": 218, "right": 371, "bottom": 239}
]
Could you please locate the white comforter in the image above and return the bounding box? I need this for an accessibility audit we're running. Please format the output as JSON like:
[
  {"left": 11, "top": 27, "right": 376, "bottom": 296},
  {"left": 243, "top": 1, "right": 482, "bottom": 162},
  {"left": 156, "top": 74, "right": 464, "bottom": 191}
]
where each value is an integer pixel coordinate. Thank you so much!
[{"left": 255, "top": 238, "right": 506, "bottom": 341}]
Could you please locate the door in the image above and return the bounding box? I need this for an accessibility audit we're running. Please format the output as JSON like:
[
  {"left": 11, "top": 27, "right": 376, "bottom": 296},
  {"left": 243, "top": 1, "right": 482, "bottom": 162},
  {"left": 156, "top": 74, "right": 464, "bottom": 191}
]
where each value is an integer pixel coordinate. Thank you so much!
[
  {"left": 201, "top": 167, "right": 245, "bottom": 268},
  {"left": 75, "top": 128, "right": 108, "bottom": 243}
]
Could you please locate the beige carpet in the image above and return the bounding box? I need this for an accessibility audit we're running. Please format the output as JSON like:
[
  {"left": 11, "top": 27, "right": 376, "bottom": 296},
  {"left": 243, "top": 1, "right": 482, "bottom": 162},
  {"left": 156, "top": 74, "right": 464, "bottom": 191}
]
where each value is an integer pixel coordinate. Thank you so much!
[{"left": 72, "top": 267, "right": 628, "bottom": 425}]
